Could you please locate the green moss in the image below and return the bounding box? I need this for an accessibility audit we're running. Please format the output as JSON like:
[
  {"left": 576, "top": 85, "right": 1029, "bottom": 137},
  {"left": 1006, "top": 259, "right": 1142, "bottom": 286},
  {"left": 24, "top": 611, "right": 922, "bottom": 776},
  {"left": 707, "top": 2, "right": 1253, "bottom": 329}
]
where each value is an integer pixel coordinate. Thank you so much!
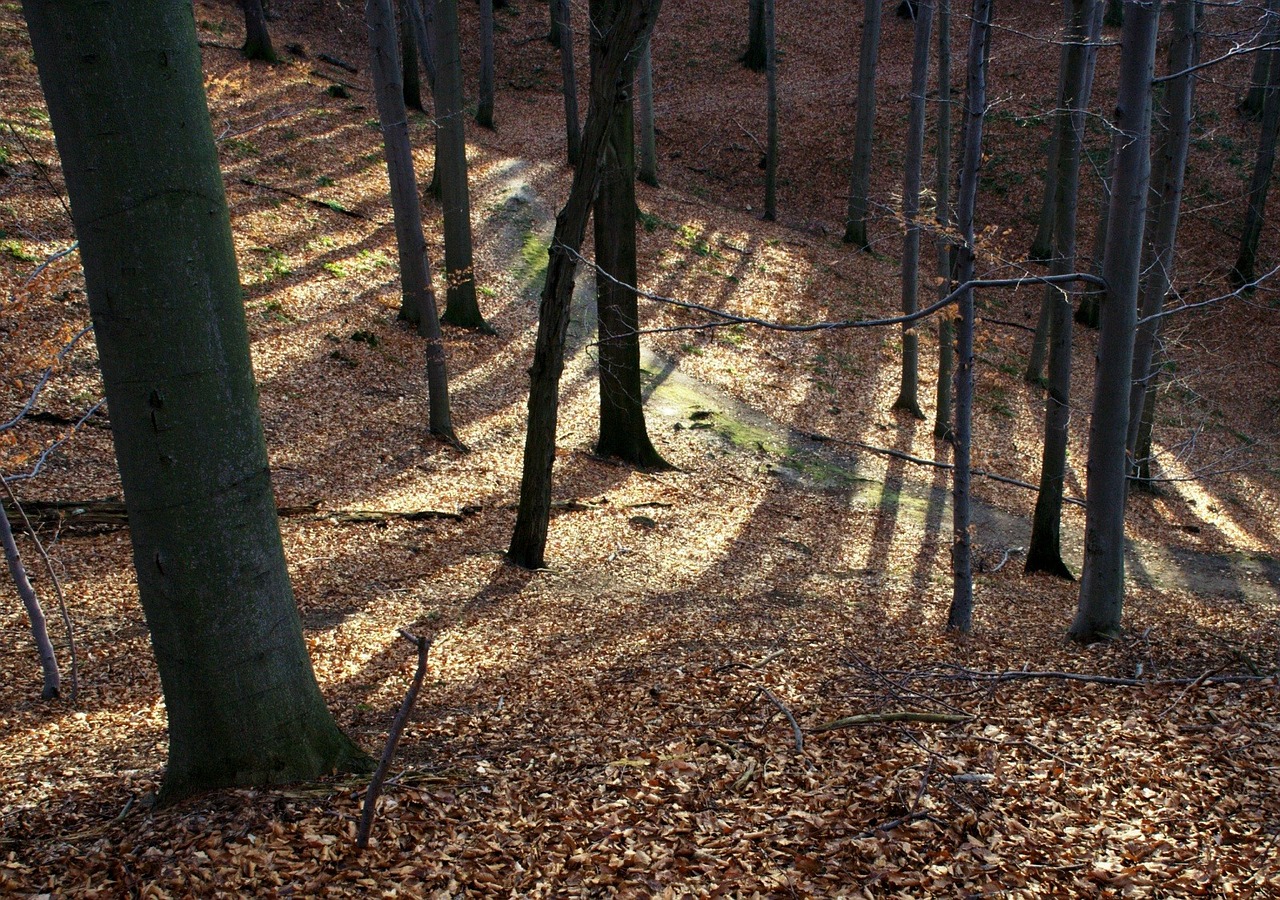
[{"left": 519, "top": 228, "right": 550, "bottom": 290}]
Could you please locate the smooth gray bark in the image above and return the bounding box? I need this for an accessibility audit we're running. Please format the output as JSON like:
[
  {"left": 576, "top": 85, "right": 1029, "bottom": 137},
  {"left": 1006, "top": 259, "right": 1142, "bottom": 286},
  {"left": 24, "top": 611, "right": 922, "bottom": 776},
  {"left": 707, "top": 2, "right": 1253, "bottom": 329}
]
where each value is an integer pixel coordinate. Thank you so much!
[
  {"left": 844, "top": 0, "right": 884, "bottom": 248},
  {"left": 1231, "top": 0, "right": 1280, "bottom": 288},
  {"left": 763, "top": 0, "right": 778, "bottom": 220},
  {"left": 2, "top": 501, "right": 59, "bottom": 699},
  {"left": 637, "top": 36, "right": 658, "bottom": 186},
  {"left": 406, "top": 0, "right": 437, "bottom": 88},
  {"left": 367, "top": 0, "right": 457, "bottom": 441},
  {"left": 23, "top": 0, "right": 367, "bottom": 800},
  {"left": 1072, "top": 0, "right": 1160, "bottom": 644},
  {"left": 243, "top": 0, "right": 277, "bottom": 62},
  {"left": 557, "top": 0, "right": 582, "bottom": 166},
  {"left": 892, "top": 0, "right": 933, "bottom": 419},
  {"left": 934, "top": 0, "right": 954, "bottom": 441},
  {"left": 477, "top": 0, "right": 495, "bottom": 128}
]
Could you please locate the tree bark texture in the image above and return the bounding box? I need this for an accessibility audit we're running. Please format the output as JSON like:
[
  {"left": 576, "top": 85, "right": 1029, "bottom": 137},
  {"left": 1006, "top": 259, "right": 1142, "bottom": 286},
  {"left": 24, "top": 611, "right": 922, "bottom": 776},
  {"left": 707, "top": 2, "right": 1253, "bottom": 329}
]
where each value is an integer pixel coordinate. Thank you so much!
[
  {"left": 557, "top": 0, "right": 582, "bottom": 166},
  {"left": 1231, "top": 0, "right": 1280, "bottom": 288},
  {"left": 367, "top": 0, "right": 457, "bottom": 441},
  {"left": 1, "top": 501, "right": 59, "bottom": 699},
  {"left": 401, "top": 1, "right": 425, "bottom": 111},
  {"left": 23, "top": 0, "right": 367, "bottom": 800},
  {"left": 406, "top": 0, "right": 437, "bottom": 89},
  {"left": 844, "top": 0, "right": 884, "bottom": 248},
  {"left": 637, "top": 36, "right": 658, "bottom": 186},
  {"left": 477, "top": 0, "right": 495, "bottom": 128},
  {"left": 242, "top": 0, "right": 277, "bottom": 62},
  {"left": 743, "top": 0, "right": 767, "bottom": 71},
  {"left": 509, "top": 0, "right": 663, "bottom": 569},
  {"left": 933, "top": 0, "right": 954, "bottom": 441},
  {"left": 763, "top": 0, "right": 778, "bottom": 220},
  {"left": 1072, "top": 0, "right": 1160, "bottom": 644}
]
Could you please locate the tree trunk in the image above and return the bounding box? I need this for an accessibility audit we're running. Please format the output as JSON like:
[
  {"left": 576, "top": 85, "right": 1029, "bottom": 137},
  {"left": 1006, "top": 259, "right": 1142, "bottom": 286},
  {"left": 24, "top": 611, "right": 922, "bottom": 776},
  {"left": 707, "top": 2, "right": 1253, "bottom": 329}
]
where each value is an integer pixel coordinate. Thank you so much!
[
  {"left": 433, "top": 0, "right": 490, "bottom": 331},
  {"left": 401, "top": 1, "right": 425, "bottom": 111},
  {"left": 1127, "top": 0, "right": 1196, "bottom": 473},
  {"left": 367, "top": 0, "right": 458, "bottom": 441},
  {"left": 549, "top": 0, "right": 564, "bottom": 48},
  {"left": 477, "top": 0, "right": 495, "bottom": 128},
  {"left": 1231, "top": 0, "right": 1280, "bottom": 289},
  {"left": 892, "top": 0, "right": 933, "bottom": 419},
  {"left": 1075, "top": 144, "right": 1113, "bottom": 328},
  {"left": 1026, "top": 0, "right": 1095, "bottom": 581},
  {"left": 1241, "top": 31, "right": 1270, "bottom": 118},
  {"left": 509, "top": 0, "right": 663, "bottom": 569},
  {"left": 1028, "top": 7, "right": 1073, "bottom": 264},
  {"left": 406, "top": 0, "right": 437, "bottom": 89},
  {"left": 1104, "top": 0, "right": 1123, "bottom": 27},
  {"left": 844, "top": 0, "right": 884, "bottom": 248},
  {"left": 637, "top": 36, "right": 659, "bottom": 186},
  {"left": 593, "top": 0, "right": 667, "bottom": 469},
  {"left": 946, "top": 0, "right": 993, "bottom": 635},
  {"left": 763, "top": 0, "right": 778, "bottom": 220},
  {"left": 933, "top": 0, "right": 954, "bottom": 442},
  {"left": 2, "top": 501, "right": 59, "bottom": 699},
  {"left": 743, "top": 0, "right": 767, "bottom": 71},
  {"left": 558, "top": 0, "right": 582, "bottom": 166},
  {"left": 1071, "top": 0, "right": 1160, "bottom": 644},
  {"left": 23, "top": 0, "right": 368, "bottom": 801},
  {"left": 242, "top": 0, "right": 277, "bottom": 62}
]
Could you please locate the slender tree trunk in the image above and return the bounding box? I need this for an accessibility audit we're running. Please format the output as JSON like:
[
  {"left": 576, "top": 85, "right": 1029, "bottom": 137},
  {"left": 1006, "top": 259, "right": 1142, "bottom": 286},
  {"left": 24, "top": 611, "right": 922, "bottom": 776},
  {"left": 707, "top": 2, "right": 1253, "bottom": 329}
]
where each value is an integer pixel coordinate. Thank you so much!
[
  {"left": 1026, "top": 0, "right": 1095, "bottom": 581},
  {"left": 637, "top": 36, "right": 658, "bottom": 186},
  {"left": 1127, "top": 0, "right": 1196, "bottom": 473},
  {"left": 2, "top": 501, "right": 59, "bottom": 699},
  {"left": 1104, "top": 0, "right": 1123, "bottom": 27},
  {"left": 509, "top": 0, "right": 663, "bottom": 569},
  {"left": 933, "top": 0, "right": 954, "bottom": 442},
  {"left": 401, "top": 2, "right": 425, "bottom": 111},
  {"left": 763, "top": 0, "right": 778, "bottom": 220},
  {"left": 23, "top": 0, "right": 368, "bottom": 800},
  {"left": 1132, "top": 378, "right": 1158, "bottom": 488},
  {"left": 1075, "top": 144, "right": 1113, "bottom": 328},
  {"left": 946, "top": 0, "right": 993, "bottom": 635},
  {"left": 1231, "top": 0, "right": 1280, "bottom": 288},
  {"left": 549, "top": 0, "right": 563, "bottom": 48},
  {"left": 1241, "top": 31, "right": 1270, "bottom": 118},
  {"left": 743, "top": 0, "right": 767, "bottom": 70},
  {"left": 1029, "top": 7, "right": 1073, "bottom": 264},
  {"left": 844, "top": 0, "right": 884, "bottom": 248},
  {"left": 367, "top": 0, "right": 457, "bottom": 441},
  {"left": 242, "top": 0, "right": 277, "bottom": 62},
  {"left": 433, "top": 0, "right": 490, "bottom": 331},
  {"left": 477, "top": 0, "right": 495, "bottom": 128},
  {"left": 558, "top": 0, "right": 582, "bottom": 166},
  {"left": 406, "top": 0, "right": 437, "bottom": 88},
  {"left": 1071, "top": 0, "right": 1160, "bottom": 644},
  {"left": 893, "top": 0, "right": 933, "bottom": 419}
]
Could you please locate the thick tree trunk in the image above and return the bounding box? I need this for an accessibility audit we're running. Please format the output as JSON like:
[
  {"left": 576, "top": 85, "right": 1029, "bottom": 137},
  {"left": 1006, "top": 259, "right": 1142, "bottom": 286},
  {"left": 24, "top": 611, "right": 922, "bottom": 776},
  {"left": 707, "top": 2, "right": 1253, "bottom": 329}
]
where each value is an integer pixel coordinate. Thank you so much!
[
  {"left": 1072, "top": 0, "right": 1160, "bottom": 644},
  {"left": 592, "top": 0, "right": 667, "bottom": 469},
  {"left": 509, "top": 0, "right": 663, "bottom": 569},
  {"left": 933, "top": 0, "right": 954, "bottom": 442},
  {"left": 844, "top": 0, "right": 884, "bottom": 248},
  {"left": 743, "top": 0, "right": 767, "bottom": 71},
  {"left": 892, "top": 0, "right": 933, "bottom": 419},
  {"left": 367, "top": 0, "right": 457, "bottom": 441},
  {"left": 477, "top": 0, "right": 495, "bottom": 128},
  {"left": 1026, "top": 0, "right": 1095, "bottom": 581},
  {"left": 23, "top": 0, "right": 367, "bottom": 800},
  {"left": 557, "top": 0, "right": 582, "bottom": 166},
  {"left": 946, "top": 0, "right": 993, "bottom": 635},
  {"left": 433, "top": 0, "right": 490, "bottom": 331},
  {"left": 2, "top": 501, "right": 59, "bottom": 699},
  {"left": 1104, "top": 0, "right": 1123, "bottom": 27},
  {"left": 243, "top": 0, "right": 277, "bottom": 62},
  {"left": 637, "top": 36, "right": 658, "bottom": 186},
  {"left": 1231, "top": 0, "right": 1280, "bottom": 288},
  {"left": 763, "top": 0, "right": 778, "bottom": 220},
  {"left": 401, "top": 2, "right": 424, "bottom": 111},
  {"left": 406, "top": 0, "right": 437, "bottom": 88}
]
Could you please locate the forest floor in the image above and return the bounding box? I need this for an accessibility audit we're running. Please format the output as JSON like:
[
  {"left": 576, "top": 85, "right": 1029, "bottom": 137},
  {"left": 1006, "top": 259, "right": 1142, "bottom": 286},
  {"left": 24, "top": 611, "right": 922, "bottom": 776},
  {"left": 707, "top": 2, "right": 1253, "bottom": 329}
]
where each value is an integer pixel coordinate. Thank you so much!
[{"left": 1, "top": 0, "right": 1279, "bottom": 895}]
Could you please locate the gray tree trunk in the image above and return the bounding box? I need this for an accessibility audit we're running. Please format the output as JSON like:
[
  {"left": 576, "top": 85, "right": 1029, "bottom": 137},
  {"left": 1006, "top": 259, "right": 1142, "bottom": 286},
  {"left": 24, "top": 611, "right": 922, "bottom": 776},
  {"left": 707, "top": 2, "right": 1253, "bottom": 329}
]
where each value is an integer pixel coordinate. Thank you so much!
[
  {"left": 743, "top": 0, "right": 767, "bottom": 70},
  {"left": 1241, "top": 29, "right": 1271, "bottom": 117},
  {"left": 477, "top": 0, "right": 495, "bottom": 128},
  {"left": 637, "top": 36, "right": 658, "bottom": 186},
  {"left": 2, "top": 501, "right": 59, "bottom": 699},
  {"left": 1026, "top": 0, "right": 1095, "bottom": 581},
  {"left": 433, "top": 0, "right": 490, "bottom": 330},
  {"left": 509, "top": 0, "right": 663, "bottom": 569},
  {"left": 946, "top": 0, "right": 993, "bottom": 635},
  {"left": 1072, "top": 0, "right": 1160, "bottom": 644},
  {"left": 1028, "top": 7, "right": 1074, "bottom": 264},
  {"left": 367, "top": 0, "right": 457, "bottom": 441},
  {"left": 1231, "top": 0, "right": 1280, "bottom": 288},
  {"left": 843, "top": 0, "right": 884, "bottom": 248},
  {"left": 549, "top": 0, "right": 564, "bottom": 48},
  {"left": 763, "top": 0, "right": 778, "bottom": 220},
  {"left": 892, "top": 0, "right": 933, "bottom": 419},
  {"left": 558, "top": 0, "right": 582, "bottom": 166},
  {"left": 23, "top": 0, "right": 367, "bottom": 800},
  {"left": 243, "top": 0, "right": 277, "bottom": 62},
  {"left": 933, "top": 0, "right": 954, "bottom": 442},
  {"left": 406, "top": 0, "right": 437, "bottom": 88},
  {"left": 401, "top": 1, "right": 424, "bottom": 111},
  {"left": 1075, "top": 144, "right": 1114, "bottom": 328}
]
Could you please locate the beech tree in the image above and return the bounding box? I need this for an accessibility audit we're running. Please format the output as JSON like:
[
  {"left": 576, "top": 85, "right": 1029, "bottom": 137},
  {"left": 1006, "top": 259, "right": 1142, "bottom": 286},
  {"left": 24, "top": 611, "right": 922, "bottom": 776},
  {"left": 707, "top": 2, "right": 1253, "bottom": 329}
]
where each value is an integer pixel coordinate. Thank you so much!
[
  {"left": 557, "top": 0, "right": 582, "bottom": 165},
  {"left": 844, "top": 0, "right": 884, "bottom": 248},
  {"left": 2, "top": 501, "right": 59, "bottom": 699},
  {"left": 743, "top": 0, "right": 767, "bottom": 71},
  {"left": 477, "top": 0, "right": 495, "bottom": 128},
  {"left": 1071, "top": 0, "right": 1160, "bottom": 643},
  {"left": 933, "top": 0, "right": 954, "bottom": 441},
  {"left": 1231, "top": 0, "right": 1280, "bottom": 288},
  {"left": 763, "top": 0, "right": 778, "bottom": 220},
  {"left": 401, "top": 1, "right": 425, "bottom": 111},
  {"left": 242, "top": 0, "right": 277, "bottom": 62},
  {"left": 23, "top": 0, "right": 367, "bottom": 800},
  {"left": 637, "top": 36, "right": 659, "bottom": 187}
]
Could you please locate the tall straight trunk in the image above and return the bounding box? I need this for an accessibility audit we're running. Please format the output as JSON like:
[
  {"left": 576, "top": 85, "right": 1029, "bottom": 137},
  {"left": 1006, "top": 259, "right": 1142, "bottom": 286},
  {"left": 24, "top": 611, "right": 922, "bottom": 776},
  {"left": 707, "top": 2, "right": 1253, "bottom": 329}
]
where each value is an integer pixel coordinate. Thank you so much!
[
  {"left": 946, "top": 0, "right": 993, "bottom": 635},
  {"left": 406, "top": 0, "right": 437, "bottom": 88},
  {"left": 477, "top": 0, "right": 495, "bottom": 128},
  {"left": 2, "top": 502, "right": 59, "bottom": 699},
  {"left": 558, "top": 0, "right": 582, "bottom": 166},
  {"left": 637, "top": 36, "right": 658, "bottom": 186},
  {"left": 401, "top": 2, "right": 424, "bottom": 111},
  {"left": 934, "top": 0, "right": 954, "bottom": 441},
  {"left": 1026, "top": 0, "right": 1095, "bottom": 580},
  {"left": 1127, "top": 0, "right": 1196, "bottom": 471},
  {"left": 509, "top": 0, "right": 663, "bottom": 569},
  {"left": 367, "top": 0, "right": 457, "bottom": 441},
  {"left": 23, "top": 0, "right": 367, "bottom": 801},
  {"left": 593, "top": 0, "right": 667, "bottom": 469},
  {"left": 243, "top": 0, "right": 277, "bottom": 62},
  {"left": 844, "top": 0, "right": 884, "bottom": 248},
  {"left": 1231, "top": 0, "right": 1280, "bottom": 288},
  {"left": 433, "top": 0, "right": 490, "bottom": 331},
  {"left": 1071, "top": 0, "right": 1160, "bottom": 644},
  {"left": 893, "top": 0, "right": 934, "bottom": 419},
  {"left": 1029, "top": 7, "right": 1074, "bottom": 263},
  {"left": 763, "top": 0, "right": 778, "bottom": 220},
  {"left": 744, "top": 0, "right": 767, "bottom": 70},
  {"left": 1104, "top": 0, "right": 1123, "bottom": 27},
  {"left": 548, "top": 0, "right": 563, "bottom": 47},
  {"left": 1075, "top": 144, "right": 1114, "bottom": 328},
  {"left": 1241, "top": 31, "right": 1271, "bottom": 117},
  {"left": 1132, "top": 379, "right": 1158, "bottom": 487}
]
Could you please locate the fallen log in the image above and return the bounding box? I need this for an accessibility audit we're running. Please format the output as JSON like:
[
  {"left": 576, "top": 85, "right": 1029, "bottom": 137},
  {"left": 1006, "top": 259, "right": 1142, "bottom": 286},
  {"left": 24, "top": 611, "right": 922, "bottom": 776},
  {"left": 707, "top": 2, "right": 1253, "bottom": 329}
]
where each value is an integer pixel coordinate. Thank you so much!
[
  {"left": 810, "top": 711, "right": 972, "bottom": 733},
  {"left": 3, "top": 499, "right": 476, "bottom": 530}
]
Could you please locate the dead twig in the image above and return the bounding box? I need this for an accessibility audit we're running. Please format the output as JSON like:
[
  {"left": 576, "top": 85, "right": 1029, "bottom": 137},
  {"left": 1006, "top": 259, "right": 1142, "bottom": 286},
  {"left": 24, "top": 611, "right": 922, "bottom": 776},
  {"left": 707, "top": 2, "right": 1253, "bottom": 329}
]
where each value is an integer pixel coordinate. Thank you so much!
[
  {"left": 754, "top": 685, "right": 804, "bottom": 754},
  {"left": 356, "top": 629, "right": 434, "bottom": 851},
  {"left": 811, "top": 712, "right": 972, "bottom": 733}
]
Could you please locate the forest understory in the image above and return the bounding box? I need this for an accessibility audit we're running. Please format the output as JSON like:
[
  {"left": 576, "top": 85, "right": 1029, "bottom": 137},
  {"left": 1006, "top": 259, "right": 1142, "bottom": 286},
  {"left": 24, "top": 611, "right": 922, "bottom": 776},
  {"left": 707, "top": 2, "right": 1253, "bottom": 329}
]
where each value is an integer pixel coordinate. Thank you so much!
[{"left": 1, "top": 0, "right": 1278, "bottom": 895}]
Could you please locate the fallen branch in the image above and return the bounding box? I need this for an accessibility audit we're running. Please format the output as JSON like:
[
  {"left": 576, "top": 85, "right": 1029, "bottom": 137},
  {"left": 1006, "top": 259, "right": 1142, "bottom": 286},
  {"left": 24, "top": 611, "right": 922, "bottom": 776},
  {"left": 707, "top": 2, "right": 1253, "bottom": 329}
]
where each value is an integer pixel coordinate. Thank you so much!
[
  {"left": 2, "top": 499, "right": 476, "bottom": 529},
  {"left": 811, "top": 712, "right": 972, "bottom": 733},
  {"left": 357, "top": 629, "right": 434, "bottom": 851},
  {"left": 238, "top": 177, "right": 367, "bottom": 219},
  {"left": 892, "top": 666, "right": 1275, "bottom": 688},
  {"left": 754, "top": 685, "right": 804, "bottom": 754},
  {"left": 318, "top": 52, "right": 359, "bottom": 72}
]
